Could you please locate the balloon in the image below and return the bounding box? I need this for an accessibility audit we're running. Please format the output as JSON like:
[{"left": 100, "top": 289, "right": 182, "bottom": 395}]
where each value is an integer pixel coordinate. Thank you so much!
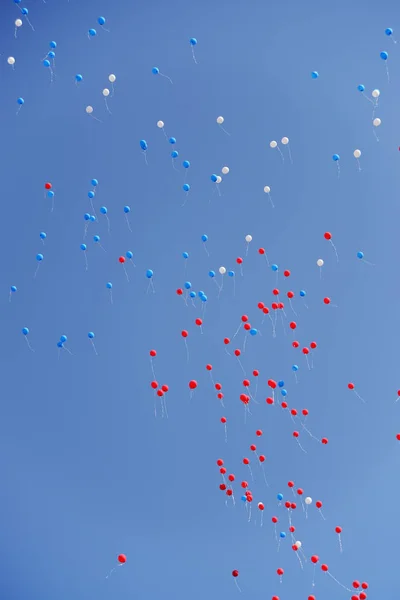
[
  {"left": 216, "top": 116, "right": 224, "bottom": 124},
  {"left": 183, "top": 184, "right": 190, "bottom": 192},
  {"left": 140, "top": 140, "right": 148, "bottom": 150},
  {"left": 157, "top": 120, "right": 164, "bottom": 128},
  {"left": 305, "top": 496, "right": 312, "bottom": 505},
  {"left": 190, "top": 38, "right": 197, "bottom": 46},
  {"left": 152, "top": 67, "right": 160, "bottom": 74},
  {"left": 169, "top": 137, "right": 176, "bottom": 144},
  {"left": 281, "top": 137, "right": 289, "bottom": 145},
  {"left": 189, "top": 380, "right": 197, "bottom": 390},
  {"left": 372, "top": 89, "right": 380, "bottom": 98},
  {"left": 75, "top": 74, "right": 83, "bottom": 82},
  {"left": 22, "top": 327, "right": 29, "bottom": 335},
  {"left": 353, "top": 149, "right": 361, "bottom": 158},
  {"left": 7, "top": 57, "right": 15, "bottom": 65},
  {"left": 270, "top": 140, "right": 278, "bottom": 148},
  {"left": 88, "top": 29, "right": 97, "bottom": 37},
  {"left": 36, "top": 253, "right": 44, "bottom": 262},
  {"left": 245, "top": 234, "right": 252, "bottom": 243},
  {"left": 146, "top": 269, "right": 154, "bottom": 278},
  {"left": 373, "top": 118, "right": 381, "bottom": 127},
  {"left": 118, "top": 554, "right": 126, "bottom": 564},
  {"left": 86, "top": 106, "right": 93, "bottom": 114},
  {"left": 380, "top": 51, "right": 389, "bottom": 60},
  {"left": 357, "top": 84, "right": 365, "bottom": 92},
  {"left": 15, "top": 19, "right": 22, "bottom": 27},
  {"left": 332, "top": 154, "right": 340, "bottom": 161},
  {"left": 264, "top": 186, "right": 271, "bottom": 193},
  {"left": 103, "top": 88, "right": 110, "bottom": 97},
  {"left": 40, "top": 232, "right": 46, "bottom": 240},
  {"left": 219, "top": 266, "right": 226, "bottom": 275},
  {"left": 17, "top": 98, "right": 24, "bottom": 105},
  {"left": 183, "top": 160, "right": 190, "bottom": 169},
  {"left": 109, "top": 74, "right": 116, "bottom": 83},
  {"left": 317, "top": 259, "right": 324, "bottom": 267},
  {"left": 311, "top": 71, "right": 319, "bottom": 78},
  {"left": 98, "top": 16, "right": 106, "bottom": 25},
  {"left": 222, "top": 166, "right": 229, "bottom": 174},
  {"left": 357, "top": 251, "right": 364, "bottom": 259},
  {"left": 88, "top": 332, "right": 95, "bottom": 339}
]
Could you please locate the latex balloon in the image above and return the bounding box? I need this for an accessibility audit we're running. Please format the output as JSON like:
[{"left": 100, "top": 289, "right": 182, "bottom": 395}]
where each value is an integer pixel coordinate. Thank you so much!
[
  {"left": 7, "top": 57, "right": 15, "bottom": 65},
  {"left": 264, "top": 186, "right": 271, "bottom": 193},
  {"left": 317, "top": 259, "right": 324, "bottom": 267},
  {"left": 15, "top": 19, "right": 22, "bottom": 27},
  {"left": 157, "top": 120, "right": 164, "bottom": 128},
  {"left": 86, "top": 106, "right": 94, "bottom": 114},
  {"left": 108, "top": 74, "right": 116, "bottom": 83},
  {"left": 281, "top": 137, "right": 289, "bottom": 144},
  {"left": 304, "top": 496, "right": 312, "bottom": 505},
  {"left": 372, "top": 89, "right": 380, "bottom": 98},
  {"left": 245, "top": 235, "right": 252, "bottom": 243},
  {"left": 353, "top": 149, "right": 361, "bottom": 158},
  {"left": 219, "top": 267, "right": 226, "bottom": 275},
  {"left": 270, "top": 140, "right": 278, "bottom": 148},
  {"left": 102, "top": 88, "right": 110, "bottom": 97},
  {"left": 216, "top": 116, "right": 224, "bottom": 124},
  {"left": 373, "top": 118, "right": 381, "bottom": 127},
  {"left": 221, "top": 166, "right": 229, "bottom": 174}
]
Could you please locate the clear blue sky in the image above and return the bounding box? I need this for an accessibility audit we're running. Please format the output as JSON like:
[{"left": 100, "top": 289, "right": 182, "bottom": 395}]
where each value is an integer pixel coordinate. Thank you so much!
[{"left": 1, "top": 0, "right": 399, "bottom": 598}]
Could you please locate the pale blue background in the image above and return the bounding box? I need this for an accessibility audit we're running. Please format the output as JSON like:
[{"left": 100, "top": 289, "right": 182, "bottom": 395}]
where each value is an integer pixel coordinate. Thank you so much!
[{"left": 0, "top": 0, "right": 399, "bottom": 598}]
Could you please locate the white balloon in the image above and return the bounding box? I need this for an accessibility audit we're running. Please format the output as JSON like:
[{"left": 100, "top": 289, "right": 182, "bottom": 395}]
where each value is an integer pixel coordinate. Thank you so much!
[
  {"left": 245, "top": 234, "right": 252, "bottom": 243},
  {"left": 221, "top": 166, "right": 229, "bottom": 175},
  {"left": 216, "top": 175, "right": 222, "bottom": 184},
  {"left": 294, "top": 541, "right": 302, "bottom": 549},
  {"left": 270, "top": 140, "right": 278, "bottom": 148},
  {"left": 317, "top": 259, "right": 324, "bottom": 267},
  {"left": 264, "top": 186, "right": 271, "bottom": 193},
  {"left": 373, "top": 118, "right": 381, "bottom": 127},
  {"left": 281, "top": 136, "right": 289, "bottom": 145},
  {"left": 219, "top": 266, "right": 226, "bottom": 275},
  {"left": 372, "top": 89, "right": 380, "bottom": 98},
  {"left": 304, "top": 497, "right": 312, "bottom": 505},
  {"left": 108, "top": 74, "right": 116, "bottom": 83},
  {"left": 157, "top": 120, "right": 164, "bottom": 129},
  {"left": 102, "top": 88, "right": 110, "bottom": 97},
  {"left": 86, "top": 106, "right": 94, "bottom": 114},
  {"left": 216, "top": 116, "right": 224, "bottom": 124},
  {"left": 7, "top": 56, "right": 15, "bottom": 65},
  {"left": 15, "top": 19, "right": 22, "bottom": 27},
  {"left": 353, "top": 149, "right": 361, "bottom": 158}
]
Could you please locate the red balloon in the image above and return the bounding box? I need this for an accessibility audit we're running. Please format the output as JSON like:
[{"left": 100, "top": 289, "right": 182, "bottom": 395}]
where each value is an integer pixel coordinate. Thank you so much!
[
  {"left": 161, "top": 385, "right": 169, "bottom": 392},
  {"left": 259, "top": 454, "right": 265, "bottom": 462},
  {"left": 311, "top": 555, "right": 319, "bottom": 564},
  {"left": 271, "top": 516, "right": 278, "bottom": 523},
  {"left": 157, "top": 389, "right": 164, "bottom": 397},
  {"left": 361, "top": 583, "right": 368, "bottom": 590},
  {"left": 351, "top": 596, "right": 359, "bottom": 600},
  {"left": 189, "top": 380, "right": 197, "bottom": 390},
  {"left": 215, "top": 383, "right": 222, "bottom": 390},
  {"left": 258, "top": 502, "right": 264, "bottom": 510},
  {"left": 206, "top": 364, "right": 213, "bottom": 371},
  {"left": 272, "top": 288, "right": 279, "bottom": 296},
  {"left": 263, "top": 307, "right": 270, "bottom": 314},
  {"left": 256, "top": 429, "right": 263, "bottom": 436},
  {"left": 297, "top": 488, "right": 303, "bottom": 495},
  {"left": 360, "top": 594, "right": 367, "bottom": 600},
  {"left": 224, "top": 337, "right": 230, "bottom": 345},
  {"left": 243, "top": 379, "right": 250, "bottom": 387},
  {"left": 291, "top": 409, "right": 298, "bottom": 416},
  {"left": 289, "top": 526, "right": 295, "bottom": 532},
  {"left": 268, "top": 379, "right": 277, "bottom": 389},
  {"left": 283, "top": 270, "right": 291, "bottom": 277},
  {"left": 290, "top": 502, "right": 296, "bottom": 509},
  {"left": 266, "top": 397, "right": 274, "bottom": 405},
  {"left": 258, "top": 302, "right": 265, "bottom": 309},
  {"left": 195, "top": 318, "right": 202, "bottom": 326},
  {"left": 232, "top": 570, "right": 239, "bottom": 578},
  {"left": 348, "top": 382, "right": 355, "bottom": 390},
  {"left": 250, "top": 444, "right": 256, "bottom": 451},
  {"left": 236, "top": 257, "right": 243, "bottom": 264},
  {"left": 118, "top": 554, "right": 126, "bottom": 564},
  {"left": 292, "top": 340, "right": 299, "bottom": 348},
  {"left": 396, "top": 433, "right": 400, "bottom": 441},
  {"left": 321, "top": 564, "right": 328, "bottom": 572},
  {"left": 276, "top": 568, "right": 284, "bottom": 576},
  {"left": 289, "top": 321, "right": 297, "bottom": 330},
  {"left": 316, "top": 500, "right": 323, "bottom": 508},
  {"left": 253, "top": 370, "right": 259, "bottom": 377},
  {"left": 181, "top": 330, "right": 188, "bottom": 338},
  {"left": 243, "top": 457, "right": 250, "bottom": 465},
  {"left": 149, "top": 349, "right": 157, "bottom": 357},
  {"left": 234, "top": 349, "right": 241, "bottom": 356},
  {"left": 216, "top": 458, "right": 224, "bottom": 466},
  {"left": 176, "top": 288, "right": 183, "bottom": 295},
  {"left": 258, "top": 248, "right": 265, "bottom": 254},
  {"left": 310, "top": 341, "right": 317, "bottom": 349},
  {"left": 335, "top": 526, "right": 342, "bottom": 534},
  {"left": 302, "top": 408, "right": 309, "bottom": 416},
  {"left": 219, "top": 483, "right": 226, "bottom": 491},
  {"left": 324, "top": 231, "right": 332, "bottom": 240},
  {"left": 241, "top": 314, "right": 249, "bottom": 322},
  {"left": 302, "top": 347, "right": 309, "bottom": 355},
  {"left": 118, "top": 256, "right": 125, "bottom": 263},
  {"left": 288, "top": 481, "right": 294, "bottom": 488},
  {"left": 287, "top": 291, "right": 294, "bottom": 298},
  {"left": 44, "top": 182, "right": 52, "bottom": 190},
  {"left": 150, "top": 381, "right": 158, "bottom": 389},
  {"left": 323, "top": 297, "right": 331, "bottom": 305},
  {"left": 293, "top": 431, "right": 299, "bottom": 438},
  {"left": 321, "top": 437, "right": 328, "bottom": 444},
  {"left": 281, "top": 402, "right": 288, "bottom": 409},
  {"left": 308, "top": 596, "right": 316, "bottom": 600},
  {"left": 228, "top": 473, "right": 235, "bottom": 481},
  {"left": 353, "top": 580, "right": 361, "bottom": 589},
  {"left": 244, "top": 323, "right": 251, "bottom": 331},
  {"left": 272, "top": 596, "right": 280, "bottom": 600},
  {"left": 217, "top": 393, "right": 223, "bottom": 400}
]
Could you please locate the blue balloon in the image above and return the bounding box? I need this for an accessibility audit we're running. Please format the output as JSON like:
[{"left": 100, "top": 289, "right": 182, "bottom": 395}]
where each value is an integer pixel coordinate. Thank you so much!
[
  {"left": 88, "top": 331, "right": 95, "bottom": 339},
  {"left": 43, "top": 60, "right": 51, "bottom": 68},
  {"left": 40, "top": 232, "right": 46, "bottom": 240},
  {"left": 241, "top": 495, "right": 247, "bottom": 502},
  {"left": 228, "top": 270, "right": 235, "bottom": 277},
  {"left": 48, "top": 52, "right": 55, "bottom": 59},
  {"left": 169, "top": 137, "right": 177, "bottom": 144},
  {"left": 385, "top": 28, "right": 393, "bottom": 36},
  {"left": 47, "top": 191, "right": 54, "bottom": 198},
  {"left": 146, "top": 269, "right": 154, "bottom": 279},
  {"left": 199, "top": 290, "right": 205, "bottom": 297},
  {"left": 292, "top": 364, "right": 299, "bottom": 372},
  {"left": 88, "top": 29, "right": 97, "bottom": 37},
  {"left": 380, "top": 51, "right": 389, "bottom": 60},
  {"left": 88, "top": 191, "right": 95, "bottom": 199},
  {"left": 36, "top": 253, "right": 43, "bottom": 262},
  {"left": 57, "top": 341, "right": 64, "bottom": 348},
  {"left": 271, "top": 264, "right": 278, "bottom": 272},
  {"left": 22, "top": 327, "right": 29, "bottom": 335},
  {"left": 60, "top": 335, "right": 67, "bottom": 343},
  {"left": 183, "top": 184, "right": 190, "bottom": 192},
  {"left": 140, "top": 140, "right": 148, "bottom": 151},
  {"left": 171, "top": 150, "right": 179, "bottom": 158},
  {"left": 106, "top": 282, "right": 112, "bottom": 289},
  {"left": 249, "top": 328, "right": 258, "bottom": 336},
  {"left": 184, "top": 281, "right": 192, "bottom": 289},
  {"left": 14, "top": 0, "right": 22, "bottom": 3},
  {"left": 124, "top": 206, "right": 131, "bottom": 213},
  {"left": 200, "top": 294, "right": 207, "bottom": 302},
  {"left": 332, "top": 154, "right": 340, "bottom": 161},
  {"left": 182, "top": 251, "right": 189, "bottom": 259},
  {"left": 84, "top": 213, "right": 90, "bottom": 221},
  {"left": 299, "top": 290, "right": 306, "bottom": 297},
  {"left": 357, "top": 251, "right": 364, "bottom": 259},
  {"left": 152, "top": 67, "right": 160, "bottom": 75},
  {"left": 94, "top": 235, "right": 100, "bottom": 243},
  {"left": 91, "top": 179, "right": 98, "bottom": 187},
  {"left": 17, "top": 98, "right": 24, "bottom": 105},
  {"left": 75, "top": 74, "right": 83, "bottom": 82},
  {"left": 10, "top": 285, "right": 17, "bottom": 293},
  {"left": 98, "top": 16, "right": 106, "bottom": 25},
  {"left": 80, "top": 244, "right": 87, "bottom": 251},
  {"left": 280, "top": 532, "right": 286, "bottom": 539},
  {"left": 357, "top": 84, "right": 365, "bottom": 92},
  {"left": 311, "top": 71, "right": 319, "bottom": 79},
  {"left": 211, "top": 174, "right": 218, "bottom": 182},
  {"left": 89, "top": 215, "right": 96, "bottom": 222},
  {"left": 183, "top": 160, "right": 190, "bottom": 168},
  {"left": 209, "top": 270, "right": 215, "bottom": 278},
  {"left": 189, "top": 291, "right": 196, "bottom": 298},
  {"left": 281, "top": 389, "right": 287, "bottom": 397},
  {"left": 278, "top": 380, "right": 284, "bottom": 387},
  {"left": 49, "top": 41, "right": 57, "bottom": 48},
  {"left": 190, "top": 38, "right": 197, "bottom": 46},
  {"left": 100, "top": 206, "right": 107, "bottom": 214},
  {"left": 21, "top": 7, "right": 28, "bottom": 14},
  {"left": 201, "top": 234, "right": 208, "bottom": 242},
  {"left": 277, "top": 493, "right": 283, "bottom": 501},
  {"left": 126, "top": 251, "right": 133, "bottom": 259}
]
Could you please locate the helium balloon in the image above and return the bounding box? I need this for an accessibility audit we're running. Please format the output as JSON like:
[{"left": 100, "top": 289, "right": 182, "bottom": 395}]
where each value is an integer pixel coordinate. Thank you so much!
[
  {"left": 311, "top": 71, "right": 319, "bottom": 79},
  {"left": 85, "top": 105, "right": 101, "bottom": 122},
  {"left": 7, "top": 57, "right": 15, "bottom": 67},
  {"left": 88, "top": 29, "right": 97, "bottom": 38},
  {"left": 221, "top": 166, "right": 229, "bottom": 175},
  {"left": 281, "top": 136, "right": 293, "bottom": 162},
  {"left": 152, "top": 66, "right": 173, "bottom": 84},
  {"left": 189, "top": 38, "right": 198, "bottom": 63},
  {"left": 102, "top": 89, "right": 111, "bottom": 114},
  {"left": 216, "top": 116, "right": 230, "bottom": 135}
]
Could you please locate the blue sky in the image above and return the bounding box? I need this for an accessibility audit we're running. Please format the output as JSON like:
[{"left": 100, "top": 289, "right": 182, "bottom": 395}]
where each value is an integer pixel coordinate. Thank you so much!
[{"left": 1, "top": 0, "right": 399, "bottom": 598}]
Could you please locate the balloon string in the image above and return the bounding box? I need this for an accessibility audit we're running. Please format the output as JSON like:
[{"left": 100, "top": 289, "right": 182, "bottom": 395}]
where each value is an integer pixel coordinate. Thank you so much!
[
  {"left": 327, "top": 572, "right": 351, "bottom": 592},
  {"left": 91, "top": 340, "right": 98, "bottom": 356},
  {"left": 25, "top": 337, "right": 35, "bottom": 352}
]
